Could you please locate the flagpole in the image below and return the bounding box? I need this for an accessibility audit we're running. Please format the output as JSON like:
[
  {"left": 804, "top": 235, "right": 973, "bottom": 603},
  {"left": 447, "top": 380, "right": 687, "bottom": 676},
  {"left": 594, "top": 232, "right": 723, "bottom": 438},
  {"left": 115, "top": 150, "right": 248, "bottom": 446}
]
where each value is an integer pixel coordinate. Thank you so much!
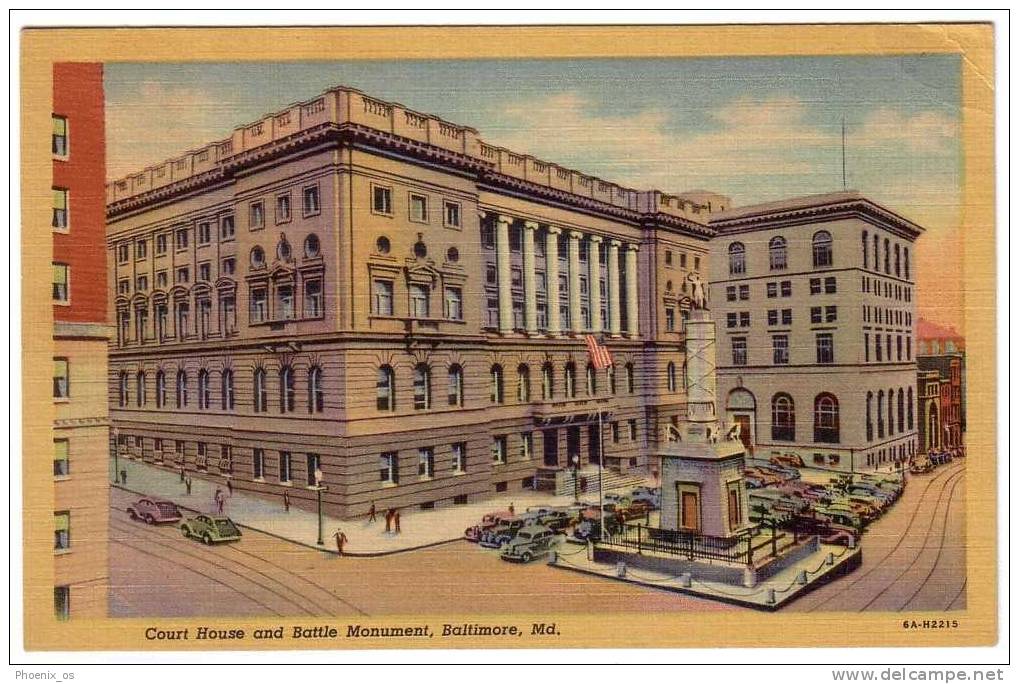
[{"left": 598, "top": 404, "right": 604, "bottom": 543}]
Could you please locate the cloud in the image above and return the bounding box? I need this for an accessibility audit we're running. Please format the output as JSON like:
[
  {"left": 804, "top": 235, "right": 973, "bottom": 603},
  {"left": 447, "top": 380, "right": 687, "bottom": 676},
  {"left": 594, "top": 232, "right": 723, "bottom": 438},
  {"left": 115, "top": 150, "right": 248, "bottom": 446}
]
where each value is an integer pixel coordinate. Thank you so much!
[{"left": 855, "top": 108, "right": 958, "bottom": 154}]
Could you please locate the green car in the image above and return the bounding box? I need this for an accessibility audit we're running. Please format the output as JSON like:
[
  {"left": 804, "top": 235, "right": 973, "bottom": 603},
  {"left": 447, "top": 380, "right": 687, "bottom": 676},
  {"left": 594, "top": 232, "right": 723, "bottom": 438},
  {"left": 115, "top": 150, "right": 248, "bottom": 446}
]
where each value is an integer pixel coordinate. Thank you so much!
[{"left": 180, "top": 514, "right": 242, "bottom": 544}]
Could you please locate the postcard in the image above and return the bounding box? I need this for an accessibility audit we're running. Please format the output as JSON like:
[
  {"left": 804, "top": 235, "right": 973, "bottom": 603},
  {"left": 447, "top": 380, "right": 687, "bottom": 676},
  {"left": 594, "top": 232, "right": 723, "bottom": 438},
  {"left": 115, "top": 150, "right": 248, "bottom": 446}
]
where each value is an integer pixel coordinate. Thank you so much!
[{"left": 19, "top": 22, "right": 997, "bottom": 652}]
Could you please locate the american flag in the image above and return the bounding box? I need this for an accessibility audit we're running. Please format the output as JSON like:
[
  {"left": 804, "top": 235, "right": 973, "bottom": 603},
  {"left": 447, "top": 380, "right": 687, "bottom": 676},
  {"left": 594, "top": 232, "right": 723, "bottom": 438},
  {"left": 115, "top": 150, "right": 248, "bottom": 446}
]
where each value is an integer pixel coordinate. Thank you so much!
[{"left": 585, "top": 335, "right": 613, "bottom": 369}]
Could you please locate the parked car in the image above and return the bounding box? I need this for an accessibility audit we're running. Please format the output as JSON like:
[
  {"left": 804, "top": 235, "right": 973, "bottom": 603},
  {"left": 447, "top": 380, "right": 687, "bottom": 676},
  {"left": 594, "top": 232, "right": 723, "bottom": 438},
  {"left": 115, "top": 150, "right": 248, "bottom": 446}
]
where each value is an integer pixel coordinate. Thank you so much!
[
  {"left": 750, "top": 489, "right": 809, "bottom": 515},
  {"left": 126, "top": 497, "right": 182, "bottom": 525},
  {"left": 744, "top": 475, "right": 765, "bottom": 490},
  {"left": 500, "top": 525, "right": 564, "bottom": 562},
  {"left": 777, "top": 482, "right": 832, "bottom": 505},
  {"left": 464, "top": 510, "right": 513, "bottom": 542},
  {"left": 534, "top": 510, "right": 573, "bottom": 532},
  {"left": 909, "top": 456, "right": 935, "bottom": 474},
  {"left": 572, "top": 517, "right": 622, "bottom": 541},
  {"left": 479, "top": 515, "right": 536, "bottom": 548},
  {"left": 744, "top": 467, "right": 783, "bottom": 487},
  {"left": 845, "top": 495, "right": 884, "bottom": 518},
  {"left": 847, "top": 483, "right": 896, "bottom": 505},
  {"left": 629, "top": 488, "right": 661, "bottom": 509},
  {"left": 826, "top": 500, "right": 872, "bottom": 525},
  {"left": 814, "top": 505, "right": 864, "bottom": 530},
  {"left": 770, "top": 453, "right": 805, "bottom": 468},
  {"left": 789, "top": 512, "right": 857, "bottom": 541},
  {"left": 180, "top": 515, "right": 242, "bottom": 544},
  {"left": 756, "top": 463, "right": 801, "bottom": 481}
]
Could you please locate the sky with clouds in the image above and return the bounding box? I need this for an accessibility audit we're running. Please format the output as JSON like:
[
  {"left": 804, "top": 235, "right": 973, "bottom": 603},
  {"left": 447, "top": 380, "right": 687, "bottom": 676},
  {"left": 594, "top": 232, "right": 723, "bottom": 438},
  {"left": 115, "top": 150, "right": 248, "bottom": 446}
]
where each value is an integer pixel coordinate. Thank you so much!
[{"left": 105, "top": 56, "right": 963, "bottom": 331}]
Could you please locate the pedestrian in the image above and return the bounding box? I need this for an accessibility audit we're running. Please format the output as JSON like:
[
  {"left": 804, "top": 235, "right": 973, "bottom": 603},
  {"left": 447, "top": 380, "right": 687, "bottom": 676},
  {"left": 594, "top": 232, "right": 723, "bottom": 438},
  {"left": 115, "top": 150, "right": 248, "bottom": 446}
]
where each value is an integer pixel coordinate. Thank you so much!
[
  {"left": 508, "top": 502, "right": 515, "bottom": 515},
  {"left": 214, "top": 488, "right": 224, "bottom": 514},
  {"left": 394, "top": 510, "right": 402, "bottom": 534},
  {"left": 332, "top": 528, "right": 348, "bottom": 556},
  {"left": 384, "top": 508, "right": 393, "bottom": 533},
  {"left": 120, "top": 469, "right": 127, "bottom": 485},
  {"left": 368, "top": 501, "right": 377, "bottom": 523},
  {"left": 185, "top": 476, "right": 192, "bottom": 496},
  {"left": 283, "top": 488, "right": 290, "bottom": 512},
  {"left": 226, "top": 479, "right": 233, "bottom": 497},
  {"left": 180, "top": 466, "right": 186, "bottom": 483}
]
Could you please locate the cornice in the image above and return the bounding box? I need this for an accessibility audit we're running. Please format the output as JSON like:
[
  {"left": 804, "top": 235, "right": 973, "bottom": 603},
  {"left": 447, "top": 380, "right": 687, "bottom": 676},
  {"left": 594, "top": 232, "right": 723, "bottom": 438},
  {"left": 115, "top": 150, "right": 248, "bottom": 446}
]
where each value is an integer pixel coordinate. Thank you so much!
[{"left": 710, "top": 199, "right": 924, "bottom": 240}]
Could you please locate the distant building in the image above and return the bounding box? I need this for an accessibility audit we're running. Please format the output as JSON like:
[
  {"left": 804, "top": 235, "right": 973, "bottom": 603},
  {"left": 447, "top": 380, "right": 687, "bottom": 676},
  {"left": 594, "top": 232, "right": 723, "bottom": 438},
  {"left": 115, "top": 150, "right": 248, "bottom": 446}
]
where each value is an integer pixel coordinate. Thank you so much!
[
  {"left": 51, "top": 62, "right": 109, "bottom": 619},
  {"left": 917, "top": 370, "right": 943, "bottom": 452},
  {"left": 916, "top": 318, "right": 966, "bottom": 441}
]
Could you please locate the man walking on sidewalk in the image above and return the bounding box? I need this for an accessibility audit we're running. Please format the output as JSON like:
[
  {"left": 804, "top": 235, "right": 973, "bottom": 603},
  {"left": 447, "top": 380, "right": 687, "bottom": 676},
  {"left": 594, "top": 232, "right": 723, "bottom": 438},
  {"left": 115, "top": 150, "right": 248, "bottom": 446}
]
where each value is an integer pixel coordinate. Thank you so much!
[
  {"left": 283, "top": 488, "right": 290, "bottom": 512},
  {"left": 384, "top": 508, "right": 393, "bottom": 533},
  {"left": 180, "top": 466, "right": 185, "bottom": 483},
  {"left": 185, "top": 476, "right": 192, "bottom": 496},
  {"left": 394, "top": 509, "right": 402, "bottom": 534},
  {"left": 332, "top": 528, "right": 348, "bottom": 556},
  {"left": 214, "top": 488, "right": 225, "bottom": 515},
  {"left": 368, "top": 501, "right": 377, "bottom": 523}
]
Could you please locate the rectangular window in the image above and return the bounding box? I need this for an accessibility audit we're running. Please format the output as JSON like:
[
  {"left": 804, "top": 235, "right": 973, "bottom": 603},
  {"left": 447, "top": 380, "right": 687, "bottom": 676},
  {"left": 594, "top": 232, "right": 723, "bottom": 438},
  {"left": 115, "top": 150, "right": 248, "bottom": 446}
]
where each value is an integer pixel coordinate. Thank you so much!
[
  {"left": 665, "top": 308, "right": 675, "bottom": 331},
  {"left": 176, "top": 228, "right": 188, "bottom": 250},
  {"left": 304, "top": 279, "right": 322, "bottom": 318},
  {"left": 278, "top": 451, "right": 292, "bottom": 483},
  {"left": 824, "top": 277, "right": 837, "bottom": 294},
  {"left": 250, "top": 287, "right": 268, "bottom": 323},
  {"left": 54, "top": 511, "right": 70, "bottom": 550},
  {"left": 118, "top": 279, "right": 130, "bottom": 295},
  {"left": 679, "top": 253, "right": 687, "bottom": 268},
  {"left": 176, "top": 267, "right": 189, "bottom": 284},
  {"left": 520, "top": 432, "right": 533, "bottom": 461},
  {"left": 410, "top": 283, "right": 430, "bottom": 318},
  {"left": 766, "top": 282, "right": 777, "bottom": 298},
  {"left": 731, "top": 337, "right": 747, "bottom": 366},
  {"left": 220, "top": 215, "right": 235, "bottom": 241},
  {"left": 276, "top": 193, "right": 291, "bottom": 223},
  {"left": 825, "top": 305, "right": 838, "bottom": 323},
  {"left": 452, "top": 442, "right": 467, "bottom": 473},
  {"left": 875, "top": 333, "right": 883, "bottom": 362},
  {"left": 253, "top": 448, "right": 264, "bottom": 480},
  {"left": 443, "top": 201, "right": 461, "bottom": 228},
  {"left": 220, "top": 294, "right": 236, "bottom": 334},
  {"left": 135, "top": 240, "right": 147, "bottom": 260},
  {"left": 781, "top": 309, "right": 792, "bottom": 325},
  {"left": 249, "top": 201, "right": 265, "bottom": 230},
  {"left": 380, "top": 452, "right": 399, "bottom": 484},
  {"left": 306, "top": 453, "right": 320, "bottom": 486},
  {"left": 811, "top": 306, "right": 822, "bottom": 324},
  {"left": 52, "top": 263, "right": 69, "bottom": 302},
  {"left": 445, "top": 287, "right": 463, "bottom": 321},
  {"left": 726, "top": 286, "right": 737, "bottom": 302},
  {"left": 156, "top": 234, "right": 168, "bottom": 254},
  {"left": 198, "top": 263, "right": 211, "bottom": 282},
  {"left": 118, "top": 244, "right": 129, "bottom": 263},
  {"left": 726, "top": 313, "right": 737, "bottom": 328},
  {"left": 767, "top": 309, "right": 778, "bottom": 326},
  {"left": 372, "top": 185, "right": 393, "bottom": 215},
  {"left": 612, "top": 422, "right": 620, "bottom": 443},
  {"left": 864, "top": 333, "right": 870, "bottom": 362},
  {"left": 628, "top": 419, "right": 638, "bottom": 441},
  {"left": 780, "top": 281, "right": 792, "bottom": 297},
  {"left": 54, "top": 586, "right": 70, "bottom": 621},
  {"left": 276, "top": 284, "right": 295, "bottom": 320},
  {"left": 417, "top": 447, "right": 435, "bottom": 478},
  {"left": 198, "top": 222, "right": 211, "bottom": 244},
  {"left": 136, "top": 275, "right": 148, "bottom": 292},
  {"left": 52, "top": 115, "right": 68, "bottom": 157},
  {"left": 53, "top": 358, "right": 69, "bottom": 398},
  {"left": 739, "top": 312, "right": 750, "bottom": 327},
  {"left": 739, "top": 285, "right": 750, "bottom": 300},
  {"left": 374, "top": 279, "right": 394, "bottom": 316},
  {"left": 303, "top": 185, "right": 321, "bottom": 216},
  {"left": 52, "top": 188, "right": 69, "bottom": 230},
  {"left": 809, "top": 278, "right": 821, "bottom": 295},
  {"left": 409, "top": 193, "right": 428, "bottom": 222},
  {"left": 492, "top": 435, "right": 507, "bottom": 464},
  {"left": 222, "top": 257, "right": 235, "bottom": 275},
  {"left": 53, "top": 439, "right": 69, "bottom": 477},
  {"left": 816, "top": 333, "right": 835, "bottom": 364},
  {"left": 772, "top": 335, "right": 789, "bottom": 365}
]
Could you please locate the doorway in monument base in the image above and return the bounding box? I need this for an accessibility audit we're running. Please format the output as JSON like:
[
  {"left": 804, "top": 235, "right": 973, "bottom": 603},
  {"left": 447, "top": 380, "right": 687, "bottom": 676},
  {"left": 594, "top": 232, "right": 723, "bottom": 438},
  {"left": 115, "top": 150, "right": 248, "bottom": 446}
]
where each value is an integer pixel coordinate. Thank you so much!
[{"left": 676, "top": 481, "right": 701, "bottom": 533}]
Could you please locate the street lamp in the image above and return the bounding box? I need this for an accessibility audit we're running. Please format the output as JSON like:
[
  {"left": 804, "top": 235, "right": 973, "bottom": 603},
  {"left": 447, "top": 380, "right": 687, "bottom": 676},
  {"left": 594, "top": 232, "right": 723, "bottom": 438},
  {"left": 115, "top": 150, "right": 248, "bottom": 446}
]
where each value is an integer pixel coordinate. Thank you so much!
[
  {"left": 313, "top": 467, "right": 327, "bottom": 546},
  {"left": 570, "top": 454, "right": 580, "bottom": 505},
  {"left": 112, "top": 426, "right": 120, "bottom": 484}
]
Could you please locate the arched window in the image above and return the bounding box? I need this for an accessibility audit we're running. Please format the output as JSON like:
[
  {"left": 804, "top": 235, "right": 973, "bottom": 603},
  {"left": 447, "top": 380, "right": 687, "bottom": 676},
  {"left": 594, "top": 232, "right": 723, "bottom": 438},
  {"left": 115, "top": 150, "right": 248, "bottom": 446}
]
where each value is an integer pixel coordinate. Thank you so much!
[
  {"left": 877, "top": 390, "right": 885, "bottom": 438},
  {"left": 894, "top": 243, "right": 901, "bottom": 277},
  {"left": 768, "top": 236, "right": 787, "bottom": 270},
  {"left": 812, "top": 231, "right": 833, "bottom": 268},
  {"left": 155, "top": 370, "right": 166, "bottom": 408},
  {"left": 253, "top": 368, "right": 267, "bottom": 413},
  {"left": 728, "top": 242, "right": 746, "bottom": 275},
  {"left": 413, "top": 363, "right": 431, "bottom": 410},
  {"left": 564, "top": 363, "right": 576, "bottom": 399},
  {"left": 873, "top": 234, "right": 880, "bottom": 273},
  {"left": 862, "top": 231, "right": 869, "bottom": 269},
  {"left": 607, "top": 365, "right": 616, "bottom": 395},
  {"left": 308, "top": 366, "right": 323, "bottom": 413},
  {"left": 904, "top": 247, "right": 911, "bottom": 279},
  {"left": 625, "top": 363, "right": 635, "bottom": 394},
  {"left": 516, "top": 364, "right": 531, "bottom": 402},
  {"left": 221, "top": 369, "right": 234, "bottom": 410},
  {"left": 866, "top": 391, "right": 874, "bottom": 441},
  {"left": 376, "top": 365, "right": 395, "bottom": 411},
  {"left": 771, "top": 393, "right": 795, "bottom": 441},
  {"left": 585, "top": 363, "right": 597, "bottom": 396},
  {"left": 897, "top": 388, "right": 905, "bottom": 433},
  {"left": 447, "top": 365, "right": 464, "bottom": 407},
  {"left": 279, "top": 366, "right": 295, "bottom": 413},
  {"left": 814, "top": 393, "right": 840, "bottom": 443},
  {"left": 118, "top": 371, "right": 129, "bottom": 407},
  {"left": 175, "top": 370, "right": 188, "bottom": 408},
  {"left": 135, "top": 371, "right": 146, "bottom": 407},
  {"left": 887, "top": 387, "right": 895, "bottom": 436},
  {"left": 884, "top": 238, "right": 890, "bottom": 274},
  {"left": 907, "top": 387, "right": 914, "bottom": 430},
  {"left": 250, "top": 246, "right": 265, "bottom": 269},
  {"left": 490, "top": 365, "right": 504, "bottom": 404},
  {"left": 198, "top": 369, "right": 211, "bottom": 410},
  {"left": 667, "top": 362, "right": 677, "bottom": 392},
  {"left": 541, "top": 363, "right": 554, "bottom": 400}
]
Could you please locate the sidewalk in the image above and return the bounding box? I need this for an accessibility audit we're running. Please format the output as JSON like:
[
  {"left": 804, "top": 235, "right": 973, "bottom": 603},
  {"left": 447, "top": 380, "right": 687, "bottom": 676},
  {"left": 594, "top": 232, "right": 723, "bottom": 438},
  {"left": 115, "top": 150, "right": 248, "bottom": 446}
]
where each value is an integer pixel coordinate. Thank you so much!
[{"left": 111, "top": 457, "right": 648, "bottom": 556}]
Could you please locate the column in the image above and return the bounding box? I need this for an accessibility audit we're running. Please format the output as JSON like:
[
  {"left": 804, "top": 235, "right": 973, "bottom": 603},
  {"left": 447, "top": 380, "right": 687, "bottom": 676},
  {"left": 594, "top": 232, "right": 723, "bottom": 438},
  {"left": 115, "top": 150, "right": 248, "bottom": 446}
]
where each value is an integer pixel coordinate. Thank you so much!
[
  {"left": 625, "top": 243, "right": 639, "bottom": 337},
  {"left": 522, "top": 221, "right": 538, "bottom": 335},
  {"left": 545, "top": 227, "right": 562, "bottom": 335},
  {"left": 607, "top": 239, "right": 621, "bottom": 337},
  {"left": 568, "top": 230, "right": 583, "bottom": 335},
  {"left": 495, "top": 214, "right": 513, "bottom": 334},
  {"left": 588, "top": 235, "right": 603, "bottom": 332}
]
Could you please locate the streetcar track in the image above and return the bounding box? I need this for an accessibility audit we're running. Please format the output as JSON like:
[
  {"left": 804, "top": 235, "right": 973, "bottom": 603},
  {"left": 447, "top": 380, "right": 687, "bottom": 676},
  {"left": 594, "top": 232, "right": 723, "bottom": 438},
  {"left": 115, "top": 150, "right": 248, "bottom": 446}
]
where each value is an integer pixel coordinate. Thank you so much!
[
  {"left": 110, "top": 517, "right": 325, "bottom": 616},
  {"left": 858, "top": 473, "right": 965, "bottom": 612},
  {"left": 897, "top": 474, "right": 966, "bottom": 612},
  {"left": 805, "top": 463, "right": 965, "bottom": 612},
  {"left": 111, "top": 536, "right": 286, "bottom": 617}
]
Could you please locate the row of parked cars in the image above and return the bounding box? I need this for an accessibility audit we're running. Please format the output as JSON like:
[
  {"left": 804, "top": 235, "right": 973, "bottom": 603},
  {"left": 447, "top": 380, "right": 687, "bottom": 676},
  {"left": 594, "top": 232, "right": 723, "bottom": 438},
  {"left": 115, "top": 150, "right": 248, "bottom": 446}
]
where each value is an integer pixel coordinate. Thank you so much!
[
  {"left": 126, "top": 497, "right": 242, "bottom": 545},
  {"left": 746, "top": 456, "right": 905, "bottom": 539},
  {"left": 910, "top": 447, "right": 963, "bottom": 474},
  {"left": 464, "top": 486, "right": 661, "bottom": 562}
]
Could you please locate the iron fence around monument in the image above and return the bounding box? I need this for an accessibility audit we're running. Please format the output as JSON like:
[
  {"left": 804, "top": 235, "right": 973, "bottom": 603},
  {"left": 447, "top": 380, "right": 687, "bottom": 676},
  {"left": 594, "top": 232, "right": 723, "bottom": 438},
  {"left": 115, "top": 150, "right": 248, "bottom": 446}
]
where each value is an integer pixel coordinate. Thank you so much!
[{"left": 598, "top": 522, "right": 757, "bottom": 565}]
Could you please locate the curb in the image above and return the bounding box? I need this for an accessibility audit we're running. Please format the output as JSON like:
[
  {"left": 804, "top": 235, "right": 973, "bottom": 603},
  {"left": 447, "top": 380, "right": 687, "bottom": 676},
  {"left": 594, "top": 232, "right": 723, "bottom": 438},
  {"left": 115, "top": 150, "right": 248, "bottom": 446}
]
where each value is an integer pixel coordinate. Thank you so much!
[{"left": 111, "top": 483, "right": 464, "bottom": 557}]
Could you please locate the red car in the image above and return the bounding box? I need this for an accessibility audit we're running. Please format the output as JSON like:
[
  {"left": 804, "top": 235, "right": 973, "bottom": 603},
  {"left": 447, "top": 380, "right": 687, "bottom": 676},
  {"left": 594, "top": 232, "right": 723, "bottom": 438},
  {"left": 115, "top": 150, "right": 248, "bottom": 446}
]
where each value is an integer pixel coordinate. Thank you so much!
[
  {"left": 127, "top": 497, "right": 182, "bottom": 525},
  {"left": 464, "top": 510, "right": 513, "bottom": 542}
]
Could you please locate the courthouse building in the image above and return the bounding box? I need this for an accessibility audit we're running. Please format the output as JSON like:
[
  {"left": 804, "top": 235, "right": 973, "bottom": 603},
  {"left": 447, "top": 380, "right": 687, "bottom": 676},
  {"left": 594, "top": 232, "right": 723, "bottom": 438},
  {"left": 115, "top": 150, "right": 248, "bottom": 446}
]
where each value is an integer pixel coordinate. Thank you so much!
[
  {"left": 105, "top": 85, "right": 923, "bottom": 519},
  {"left": 51, "top": 63, "right": 110, "bottom": 618}
]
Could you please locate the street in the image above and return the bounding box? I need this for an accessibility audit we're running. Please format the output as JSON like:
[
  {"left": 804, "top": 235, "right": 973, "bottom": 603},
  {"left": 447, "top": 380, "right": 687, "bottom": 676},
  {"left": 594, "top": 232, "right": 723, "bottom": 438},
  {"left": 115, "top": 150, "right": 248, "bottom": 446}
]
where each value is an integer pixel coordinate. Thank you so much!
[{"left": 109, "top": 460, "right": 966, "bottom": 617}]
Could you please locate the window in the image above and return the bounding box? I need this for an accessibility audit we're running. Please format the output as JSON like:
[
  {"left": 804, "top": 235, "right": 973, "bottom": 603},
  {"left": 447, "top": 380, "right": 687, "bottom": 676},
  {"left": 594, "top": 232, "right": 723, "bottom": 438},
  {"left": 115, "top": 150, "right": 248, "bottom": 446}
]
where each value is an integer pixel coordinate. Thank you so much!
[
  {"left": 136, "top": 371, "right": 146, "bottom": 407},
  {"left": 117, "top": 243, "right": 129, "bottom": 264},
  {"left": 136, "top": 275, "right": 149, "bottom": 292},
  {"left": 413, "top": 364, "right": 431, "bottom": 410},
  {"left": 417, "top": 447, "right": 435, "bottom": 478},
  {"left": 771, "top": 393, "right": 795, "bottom": 441},
  {"left": 814, "top": 393, "right": 840, "bottom": 443},
  {"left": 780, "top": 281, "right": 791, "bottom": 298},
  {"left": 767, "top": 310, "right": 779, "bottom": 326},
  {"left": 731, "top": 337, "right": 747, "bottom": 366},
  {"left": 410, "top": 283, "right": 430, "bottom": 318},
  {"left": 372, "top": 185, "right": 392, "bottom": 215},
  {"left": 53, "top": 358, "right": 69, "bottom": 399},
  {"left": 305, "top": 453, "right": 321, "bottom": 486},
  {"left": 279, "top": 366, "right": 295, "bottom": 413},
  {"left": 308, "top": 366, "right": 324, "bottom": 413},
  {"left": 409, "top": 193, "right": 428, "bottom": 222},
  {"left": 811, "top": 306, "right": 822, "bottom": 324},
  {"left": 862, "top": 230, "right": 869, "bottom": 269},
  {"left": 766, "top": 282, "right": 777, "bottom": 298},
  {"left": 302, "top": 234, "right": 321, "bottom": 260},
  {"left": 54, "top": 511, "right": 70, "bottom": 551},
  {"left": 155, "top": 370, "right": 166, "bottom": 408},
  {"left": 907, "top": 387, "right": 914, "bottom": 430},
  {"left": 156, "top": 272, "right": 168, "bottom": 290},
  {"left": 667, "top": 362, "right": 677, "bottom": 392},
  {"left": 564, "top": 363, "right": 576, "bottom": 398},
  {"left": 253, "top": 368, "right": 267, "bottom": 412},
  {"left": 52, "top": 263, "right": 69, "bottom": 302},
  {"left": 253, "top": 448, "right": 264, "bottom": 480},
  {"left": 772, "top": 335, "right": 789, "bottom": 365},
  {"left": 492, "top": 436, "right": 507, "bottom": 464},
  {"left": 875, "top": 333, "right": 883, "bottom": 362},
  {"left": 739, "top": 284, "right": 750, "bottom": 300},
  {"left": 303, "top": 185, "right": 321, "bottom": 216},
  {"left": 520, "top": 433, "right": 533, "bottom": 461},
  {"left": 377, "top": 366, "right": 395, "bottom": 411},
  {"left": 220, "top": 257, "right": 236, "bottom": 276},
  {"left": 490, "top": 365, "right": 504, "bottom": 404},
  {"left": 176, "top": 228, "right": 188, "bottom": 250},
  {"left": 825, "top": 305, "right": 837, "bottom": 323},
  {"left": 276, "top": 284, "right": 295, "bottom": 320},
  {"left": 249, "top": 201, "right": 265, "bottom": 230},
  {"left": 443, "top": 200, "right": 461, "bottom": 228},
  {"left": 175, "top": 370, "right": 188, "bottom": 408},
  {"left": 739, "top": 312, "right": 750, "bottom": 327},
  {"left": 812, "top": 230, "right": 833, "bottom": 268},
  {"left": 53, "top": 439, "right": 69, "bottom": 477},
  {"left": 275, "top": 193, "right": 291, "bottom": 223},
  {"left": 625, "top": 363, "right": 635, "bottom": 394},
  {"left": 769, "top": 236, "right": 787, "bottom": 270},
  {"left": 628, "top": 419, "right": 638, "bottom": 441},
  {"left": 824, "top": 277, "right": 837, "bottom": 294},
  {"left": 199, "top": 263, "right": 211, "bottom": 282},
  {"left": 517, "top": 365, "right": 531, "bottom": 402},
  {"left": 279, "top": 451, "right": 292, "bottom": 483},
  {"left": 198, "top": 222, "right": 212, "bottom": 244},
  {"left": 447, "top": 365, "right": 464, "bottom": 407},
  {"left": 52, "top": 115, "right": 68, "bottom": 157},
  {"left": 117, "top": 371, "right": 129, "bottom": 407},
  {"left": 541, "top": 363, "right": 554, "bottom": 400},
  {"left": 220, "top": 215, "right": 235, "bottom": 241},
  {"left": 249, "top": 286, "right": 267, "bottom": 324},
  {"left": 52, "top": 187, "right": 69, "bottom": 230},
  {"left": 897, "top": 388, "right": 905, "bottom": 433},
  {"left": 585, "top": 363, "right": 597, "bottom": 396},
  {"left": 156, "top": 234, "right": 168, "bottom": 255},
  {"left": 197, "top": 369, "right": 211, "bottom": 410},
  {"left": 904, "top": 247, "right": 911, "bottom": 280},
  {"left": 782, "top": 309, "right": 792, "bottom": 325},
  {"left": 380, "top": 452, "right": 399, "bottom": 484},
  {"left": 884, "top": 238, "right": 891, "bottom": 274},
  {"left": 726, "top": 286, "right": 737, "bottom": 302},
  {"left": 816, "top": 333, "right": 834, "bottom": 364},
  {"left": 665, "top": 308, "right": 675, "bottom": 331},
  {"left": 373, "top": 279, "right": 394, "bottom": 316},
  {"left": 304, "top": 279, "right": 322, "bottom": 318},
  {"left": 728, "top": 242, "right": 746, "bottom": 275},
  {"left": 444, "top": 287, "right": 463, "bottom": 321},
  {"left": 176, "top": 267, "right": 189, "bottom": 285},
  {"left": 809, "top": 278, "right": 821, "bottom": 295},
  {"left": 221, "top": 369, "right": 234, "bottom": 410}
]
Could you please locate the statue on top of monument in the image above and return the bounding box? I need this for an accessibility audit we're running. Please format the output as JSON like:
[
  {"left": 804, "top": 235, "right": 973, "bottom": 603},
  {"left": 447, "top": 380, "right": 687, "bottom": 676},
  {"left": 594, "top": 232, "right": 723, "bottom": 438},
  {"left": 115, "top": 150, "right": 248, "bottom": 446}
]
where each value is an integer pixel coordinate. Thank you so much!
[{"left": 686, "top": 273, "right": 708, "bottom": 310}]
